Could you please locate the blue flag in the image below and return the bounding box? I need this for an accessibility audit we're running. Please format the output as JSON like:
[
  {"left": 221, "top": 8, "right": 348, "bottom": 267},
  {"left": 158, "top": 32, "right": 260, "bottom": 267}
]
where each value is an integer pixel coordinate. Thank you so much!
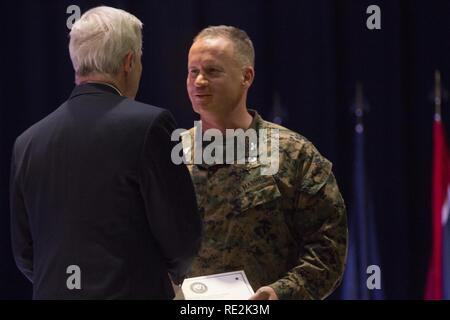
[{"left": 339, "top": 109, "right": 384, "bottom": 300}]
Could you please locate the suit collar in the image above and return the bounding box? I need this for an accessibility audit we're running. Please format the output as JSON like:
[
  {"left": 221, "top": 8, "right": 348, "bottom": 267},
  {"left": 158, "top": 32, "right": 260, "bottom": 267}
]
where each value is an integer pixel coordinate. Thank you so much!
[{"left": 69, "top": 82, "right": 123, "bottom": 100}]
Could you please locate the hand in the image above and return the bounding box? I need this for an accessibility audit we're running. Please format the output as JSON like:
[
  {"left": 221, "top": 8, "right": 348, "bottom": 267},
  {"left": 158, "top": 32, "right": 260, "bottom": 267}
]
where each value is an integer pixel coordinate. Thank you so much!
[
  {"left": 249, "top": 286, "right": 279, "bottom": 300},
  {"left": 171, "top": 280, "right": 185, "bottom": 300},
  {"left": 169, "top": 273, "right": 185, "bottom": 300},
  {"left": 171, "top": 281, "right": 181, "bottom": 294}
]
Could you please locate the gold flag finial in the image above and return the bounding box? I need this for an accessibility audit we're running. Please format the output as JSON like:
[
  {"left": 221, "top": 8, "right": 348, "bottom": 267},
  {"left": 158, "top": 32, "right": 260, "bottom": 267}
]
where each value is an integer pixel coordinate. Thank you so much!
[
  {"left": 354, "top": 82, "right": 364, "bottom": 124},
  {"left": 351, "top": 82, "right": 367, "bottom": 134},
  {"left": 434, "top": 70, "right": 442, "bottom": 118}
]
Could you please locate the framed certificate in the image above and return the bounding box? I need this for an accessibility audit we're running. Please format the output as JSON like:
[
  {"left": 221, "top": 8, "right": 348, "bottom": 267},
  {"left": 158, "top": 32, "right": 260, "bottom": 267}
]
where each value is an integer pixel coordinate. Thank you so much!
[{"left": 181, "top": 270, "right": 255, "bottom": 300}]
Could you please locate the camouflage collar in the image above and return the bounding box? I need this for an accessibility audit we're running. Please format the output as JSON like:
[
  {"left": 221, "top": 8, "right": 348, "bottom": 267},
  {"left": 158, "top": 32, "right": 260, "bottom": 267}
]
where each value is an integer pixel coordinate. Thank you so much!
[
  {"left": 247, "top": 109, "right": 261, "bottom": 130},
  {"left": 181, "top": 109, "right": 275, "bottom": 170}
]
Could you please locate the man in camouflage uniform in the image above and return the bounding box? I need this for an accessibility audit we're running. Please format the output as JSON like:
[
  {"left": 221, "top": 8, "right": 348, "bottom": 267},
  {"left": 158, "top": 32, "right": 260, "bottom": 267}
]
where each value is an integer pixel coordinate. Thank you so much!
[{"left": 184, "top": 25, "right": 347, "bottom": 300}]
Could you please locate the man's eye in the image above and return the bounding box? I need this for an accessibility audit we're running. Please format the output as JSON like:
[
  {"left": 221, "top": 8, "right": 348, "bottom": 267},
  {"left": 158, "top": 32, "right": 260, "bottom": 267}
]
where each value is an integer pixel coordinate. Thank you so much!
[
  {"left": 189, "top": 69, "right": 199, "bottom": 76},
  {"left": 207, "top": 68, "right": 221, "bottom": 75}
]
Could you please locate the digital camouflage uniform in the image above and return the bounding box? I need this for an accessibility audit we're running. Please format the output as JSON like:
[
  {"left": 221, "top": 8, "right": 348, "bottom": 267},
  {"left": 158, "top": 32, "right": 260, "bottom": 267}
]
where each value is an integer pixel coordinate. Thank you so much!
[{"left": 182, "top": 110, "right": 348, "bottom": 299}]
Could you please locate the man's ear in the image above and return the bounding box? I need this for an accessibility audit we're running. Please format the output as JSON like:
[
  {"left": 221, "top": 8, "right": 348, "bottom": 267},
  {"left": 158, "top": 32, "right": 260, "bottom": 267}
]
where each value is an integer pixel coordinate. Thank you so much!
[
  {"left": 123, "top": 52, "right": 134, "bottom": 74},
  {"left": 242, "top": 66, "right": 255, "bottom": 88}
]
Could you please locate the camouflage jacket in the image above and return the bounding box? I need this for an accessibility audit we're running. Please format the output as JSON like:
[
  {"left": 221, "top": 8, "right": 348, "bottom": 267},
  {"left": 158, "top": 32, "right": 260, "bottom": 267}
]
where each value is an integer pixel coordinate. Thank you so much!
[{"left": 181, "top": 110, "right": 348, "bottom": 299}]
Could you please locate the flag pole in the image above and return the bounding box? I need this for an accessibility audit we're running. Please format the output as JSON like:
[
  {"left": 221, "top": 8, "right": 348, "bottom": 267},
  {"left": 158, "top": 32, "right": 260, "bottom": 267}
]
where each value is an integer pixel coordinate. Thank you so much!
[
  {"left": 434, "top": 70, "right": 442, "bottom": 119},
  {"left": 355, "top": 82, "right": 363, "bottom": 113},
  {"left": 354, "top": 82, "right": 365, "bottom": 128}
]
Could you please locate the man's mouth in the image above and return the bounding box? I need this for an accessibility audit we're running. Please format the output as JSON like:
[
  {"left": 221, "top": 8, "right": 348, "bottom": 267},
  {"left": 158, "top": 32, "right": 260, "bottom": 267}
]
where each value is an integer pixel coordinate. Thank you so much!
[{"left": 194, "top": 94, "right": 212, "bottom": 101}]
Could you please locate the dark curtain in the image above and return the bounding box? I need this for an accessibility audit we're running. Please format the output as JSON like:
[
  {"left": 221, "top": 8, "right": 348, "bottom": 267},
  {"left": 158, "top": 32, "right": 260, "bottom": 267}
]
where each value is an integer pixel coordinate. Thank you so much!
[{"left": 1, "top": 0, "right": 449, "bottom": 299}]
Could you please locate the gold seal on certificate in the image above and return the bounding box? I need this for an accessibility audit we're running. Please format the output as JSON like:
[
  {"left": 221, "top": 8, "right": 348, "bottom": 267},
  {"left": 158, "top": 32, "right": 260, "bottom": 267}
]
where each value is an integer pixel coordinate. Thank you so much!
[{"left": 181, "top": 270, "right": 254, "bottom": 300}]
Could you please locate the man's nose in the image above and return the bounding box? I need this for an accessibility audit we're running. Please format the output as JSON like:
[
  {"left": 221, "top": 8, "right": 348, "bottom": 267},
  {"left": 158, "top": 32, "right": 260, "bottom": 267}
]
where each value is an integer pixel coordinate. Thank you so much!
[{"left": 194, "top": 73, "right": 208, "bottom": 87}]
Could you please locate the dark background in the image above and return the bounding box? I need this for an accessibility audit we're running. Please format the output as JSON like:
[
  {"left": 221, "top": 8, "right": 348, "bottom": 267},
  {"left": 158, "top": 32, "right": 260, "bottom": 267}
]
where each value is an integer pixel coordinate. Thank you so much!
[{"left": 1, "top": 0, "right": 449, "bottom": 299}]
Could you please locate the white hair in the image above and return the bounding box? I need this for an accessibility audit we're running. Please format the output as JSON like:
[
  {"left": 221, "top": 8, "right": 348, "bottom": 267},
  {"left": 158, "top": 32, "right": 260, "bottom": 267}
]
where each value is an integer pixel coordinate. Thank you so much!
[{"left": 69, "top": 6, "right": 143, "bottom": 77}]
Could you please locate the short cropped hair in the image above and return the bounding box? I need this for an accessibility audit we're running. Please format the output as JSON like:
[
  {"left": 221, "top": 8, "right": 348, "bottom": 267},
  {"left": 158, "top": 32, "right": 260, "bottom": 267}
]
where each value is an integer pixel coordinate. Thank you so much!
[
  {"left": 69, "top": 6, "right": 143, "bottom": 77},
  {"left": 194, "top": 25, "right": 255, "bottom": 67}
]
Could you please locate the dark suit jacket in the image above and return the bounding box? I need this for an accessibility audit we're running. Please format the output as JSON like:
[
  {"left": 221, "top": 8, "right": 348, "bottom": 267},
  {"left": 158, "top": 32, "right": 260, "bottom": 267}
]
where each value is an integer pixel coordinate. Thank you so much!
[{"left": 10, "top": 83, "right": 202, "bottom": 299}]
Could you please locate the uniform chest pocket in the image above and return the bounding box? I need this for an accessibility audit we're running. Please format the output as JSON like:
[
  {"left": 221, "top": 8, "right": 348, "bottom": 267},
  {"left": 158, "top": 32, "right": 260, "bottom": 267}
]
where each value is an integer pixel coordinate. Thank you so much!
[{"left": 232, "top": 165, "right": 282, "bottom": 213}]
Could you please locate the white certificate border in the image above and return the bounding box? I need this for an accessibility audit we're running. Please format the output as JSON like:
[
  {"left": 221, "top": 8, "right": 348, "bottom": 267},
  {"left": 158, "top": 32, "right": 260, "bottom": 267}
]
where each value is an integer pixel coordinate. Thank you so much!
[{"left": 182, "top": 270, "right": 255, "bottom": 296}]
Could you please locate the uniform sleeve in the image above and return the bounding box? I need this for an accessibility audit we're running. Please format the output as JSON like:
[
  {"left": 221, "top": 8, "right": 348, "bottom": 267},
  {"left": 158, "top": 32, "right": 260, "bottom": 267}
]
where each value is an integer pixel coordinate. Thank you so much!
[
  {"left": 269, "top": 142, "right": 348, "bottom": 299},
  {"left": 10, "top": 141, "right": 34, "bottom": 282},
  {"left": 139, "top": 110, "right": 202, "bottom": 284}
]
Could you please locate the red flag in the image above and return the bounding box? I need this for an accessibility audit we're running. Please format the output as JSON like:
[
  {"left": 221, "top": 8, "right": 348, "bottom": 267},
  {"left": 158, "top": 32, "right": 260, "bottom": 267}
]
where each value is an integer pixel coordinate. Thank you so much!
[{"left": 425, "top": 115, "right": 450, "bottom": 300}]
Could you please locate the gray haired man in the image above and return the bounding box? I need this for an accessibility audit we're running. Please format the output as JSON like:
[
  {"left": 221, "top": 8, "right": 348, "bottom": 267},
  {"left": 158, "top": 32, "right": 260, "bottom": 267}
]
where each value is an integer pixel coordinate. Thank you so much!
[{"left": 10, "top": 6, "right": 202, "bottom": 299}]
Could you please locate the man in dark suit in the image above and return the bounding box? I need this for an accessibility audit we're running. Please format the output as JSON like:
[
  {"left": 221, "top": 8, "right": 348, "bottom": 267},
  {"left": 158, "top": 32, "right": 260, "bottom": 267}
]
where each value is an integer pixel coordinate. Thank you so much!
[{"left": 9, "top": 6, "right": 202, "bottom": 299}]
